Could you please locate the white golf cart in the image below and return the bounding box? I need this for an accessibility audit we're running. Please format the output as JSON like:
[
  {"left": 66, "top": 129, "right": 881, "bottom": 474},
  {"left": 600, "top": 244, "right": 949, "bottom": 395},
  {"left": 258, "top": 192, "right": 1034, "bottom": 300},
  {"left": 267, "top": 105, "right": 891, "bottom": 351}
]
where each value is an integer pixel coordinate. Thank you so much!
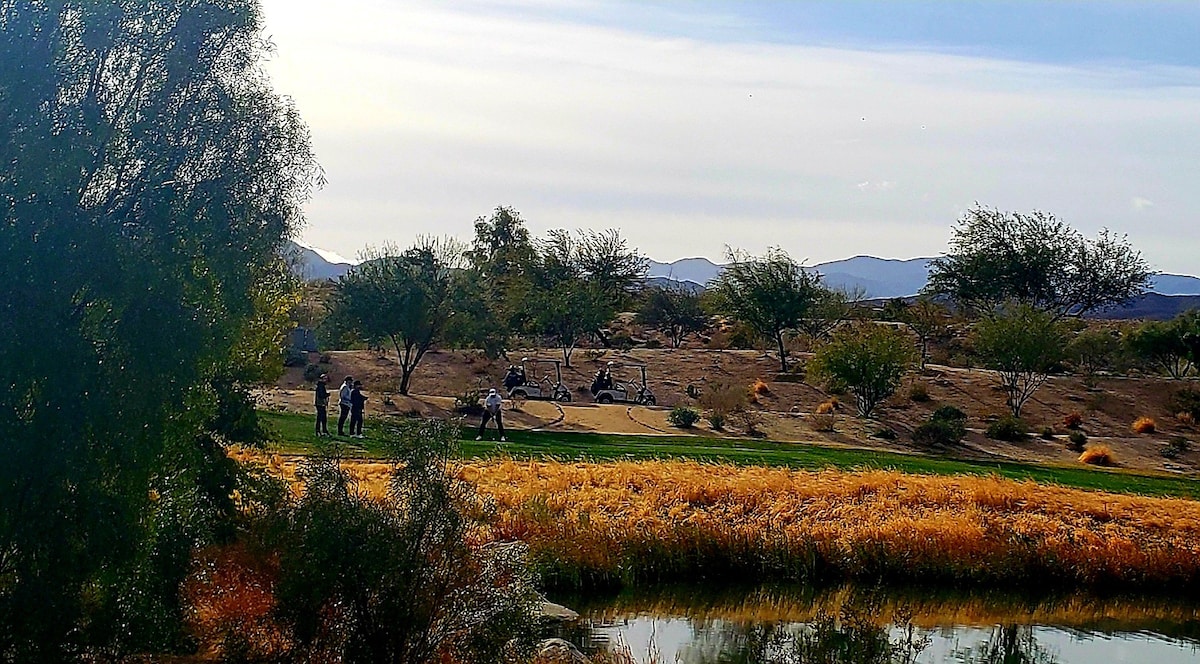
[
  {"left": 504, "top": 357, "right": 572, "bottom": 402},
  {"left": 591, "top": 362, "right": 656, "bottom": 406}
]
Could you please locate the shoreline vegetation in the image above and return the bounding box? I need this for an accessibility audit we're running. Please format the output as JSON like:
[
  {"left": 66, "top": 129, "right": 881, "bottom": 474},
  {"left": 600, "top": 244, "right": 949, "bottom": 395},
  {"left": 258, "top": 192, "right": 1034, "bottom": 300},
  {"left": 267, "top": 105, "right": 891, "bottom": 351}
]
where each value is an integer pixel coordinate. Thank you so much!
[{"left": 236, "top": 433, "right": 1200, "bottom": 596}]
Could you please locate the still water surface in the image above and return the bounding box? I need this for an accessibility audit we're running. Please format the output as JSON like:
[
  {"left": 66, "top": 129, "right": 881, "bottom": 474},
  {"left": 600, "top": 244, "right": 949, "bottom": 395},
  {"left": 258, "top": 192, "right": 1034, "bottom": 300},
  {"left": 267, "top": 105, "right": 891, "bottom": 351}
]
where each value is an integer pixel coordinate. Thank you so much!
[{"left": 555, "top": 585, "right": 1200, "bottom": 663}]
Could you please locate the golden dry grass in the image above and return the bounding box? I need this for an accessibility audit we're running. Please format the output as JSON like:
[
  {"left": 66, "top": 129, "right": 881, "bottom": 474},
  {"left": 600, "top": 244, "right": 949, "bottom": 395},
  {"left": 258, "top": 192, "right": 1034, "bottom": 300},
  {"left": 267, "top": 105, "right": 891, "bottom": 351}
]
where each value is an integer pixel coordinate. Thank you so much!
[
  {"left": 1132, "top": 416, "right": 1157, "bottom": 434},
  {"left": 1079, "top": 446, "right": 1116, "bottom": 466},
  {"left": 463, "top": 459, "right": 1200, "bottom": 591},
  {"left": 231, "top": 450, "right": 1200, "bottom": 592}
]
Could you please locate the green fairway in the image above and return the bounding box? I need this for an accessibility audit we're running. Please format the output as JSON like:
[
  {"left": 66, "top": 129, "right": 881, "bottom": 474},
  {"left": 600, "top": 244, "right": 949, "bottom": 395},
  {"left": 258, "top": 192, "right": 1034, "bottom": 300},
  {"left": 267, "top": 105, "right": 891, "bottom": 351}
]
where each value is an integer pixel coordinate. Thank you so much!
[{"left": 260, "top": 410, "right": 1200, "bottom": 499}]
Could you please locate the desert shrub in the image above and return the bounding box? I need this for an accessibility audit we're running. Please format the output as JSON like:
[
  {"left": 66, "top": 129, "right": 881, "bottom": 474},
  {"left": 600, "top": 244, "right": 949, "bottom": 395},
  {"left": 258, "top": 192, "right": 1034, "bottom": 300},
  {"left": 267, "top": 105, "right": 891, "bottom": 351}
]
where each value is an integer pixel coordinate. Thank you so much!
[
  {"left": 667, "top": 407, "right": 700, "bottom": 428},
  {"left": 815, "top": 398, "right": 841, "bottom": 415},
  {"left": 608, "top": 332, "right": 635, "bottom": 350},
  {"left": 1040, "top": 426, "right": 1056, "bottom": 439},
  {"left": 1162, "top": 436, "right": 1192, "bottom": 460},
  {"left": 751, "top": 379, "right": 772, "bottom": 396},
  {"left": 1067, "top": 430, "right": 1088, "bottom": 451},
  {"left": 912, "top": 419, "right": 964, "bottom": 447},
  {"left": 700, "top": 380, "right": 747, "bottom": 427},
  {"left": 871, "top": 427, "right": 898, "bottom": 441},
  {"left": 726, "top": 322, "right": 760, "bottom": 350},
  {"left": 1169, "top": 387, "right": 1200, "bottom": 421},
  {"left": 269, "top": 419, "right": 538, "bottom": 662},
  {"left": 454, "top": 386, "right": 484, "bottom": 416},
  {"left": 1179, "top": 412, "right": 1198, "bottom": 427},
  {"left": 908, "top": 382, "right": 930, "bottom": 402},
  {"left": 931, "top": 405, "right": 967, "bottom": 423},
  {"left": 809, "top": 323, "right": 916, "bottom": 418},
  {"left": 643, "top": 338, "right": 663, "bottom": 349},
  {"left": 732, "top": 409, "right": 766, "bottom": 437},
  {"left": 986, "top": 415, "right": 1028, "bottom": 441},
  {"left": 284, "top": 347, "right": 307, "bottom": 367},
  {"left": 1079, "top": 445, "right": 1116, "bottom": 466},
  {"left": 319, "top": 353, "right": 332, "bottom": 364},
  {"left": 707, "top": 412, "right": 727, "bottom": 431},
  {"left": 303, "top": 363, "right": 325, "bottom": 383},
  {"left": 1132, "top": 416, "right": 1157, "bottom": 434},
  {"left": 810, "top": 411, "right": 836, "bottom": 433},
  {"left": 1062, "top": 412, "right": 1084, "bottom": 430}
]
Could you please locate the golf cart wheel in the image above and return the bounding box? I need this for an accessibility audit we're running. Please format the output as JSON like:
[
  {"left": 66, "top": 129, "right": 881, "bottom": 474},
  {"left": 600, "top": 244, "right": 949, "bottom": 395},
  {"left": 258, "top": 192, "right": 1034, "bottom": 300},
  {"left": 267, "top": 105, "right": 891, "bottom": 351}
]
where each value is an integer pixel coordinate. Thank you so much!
[
  {"left": 511, "top": 389, "right": 527, "bottom": 399},
  {"left": 555, "top": 390, "right": 572, "bottom": 403},
  {"left": 598, "top": 394, "right": 614, "bottom": 404},
  {"left": 643, "top": 395, "right": 656, "bottom": 406}
]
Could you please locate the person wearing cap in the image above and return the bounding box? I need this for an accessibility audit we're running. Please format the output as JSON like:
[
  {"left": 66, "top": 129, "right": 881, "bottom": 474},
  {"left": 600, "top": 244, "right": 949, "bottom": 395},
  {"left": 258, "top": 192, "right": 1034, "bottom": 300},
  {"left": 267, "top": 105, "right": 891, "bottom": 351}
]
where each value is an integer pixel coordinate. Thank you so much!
[
  {"left": 314, "top": 373, "right": 330, "bottom": 436},
  {"left": 337, "top": 376, "right": 353, "bottom": 436},
  {"left": 349, "top": 380, "right": 367, "bottom": 438},
  {"left": 477, "top": 388, "right": 506, "bottom": 442}
]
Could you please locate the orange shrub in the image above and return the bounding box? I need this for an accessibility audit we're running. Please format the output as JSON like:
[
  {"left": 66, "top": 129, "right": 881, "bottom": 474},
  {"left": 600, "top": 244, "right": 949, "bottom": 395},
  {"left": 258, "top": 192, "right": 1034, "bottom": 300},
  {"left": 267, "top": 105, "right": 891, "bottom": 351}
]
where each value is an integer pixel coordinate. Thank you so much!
[
  {"left": 815, "top": 401, "right": 836, "bottom": 415},
  {"left": 1062, "top": 412, "right": 1084, "bottom": 429},
  {"left": 1177, "top": 412, "right": 1197, "bottom": 427},
  {"left": 1132, "top": 416, "right": 1157, "bottom": 434},
  {"left": 1079, "top": 445, "right": 1116, "bottom": 466},
  {"left": 751, "top": 378, "right": 771, "bottom": 396}
]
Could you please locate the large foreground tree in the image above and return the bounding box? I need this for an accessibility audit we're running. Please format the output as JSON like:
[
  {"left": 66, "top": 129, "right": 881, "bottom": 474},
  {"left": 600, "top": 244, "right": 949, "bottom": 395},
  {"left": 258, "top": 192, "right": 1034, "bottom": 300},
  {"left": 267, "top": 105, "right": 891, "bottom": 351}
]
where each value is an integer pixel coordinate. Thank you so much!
[
  {"left": 0, "top": 2, "right": 319, "bottom": 657},
  {"left": 926, "top": 205, "right": 1151, "bottom": 318}
]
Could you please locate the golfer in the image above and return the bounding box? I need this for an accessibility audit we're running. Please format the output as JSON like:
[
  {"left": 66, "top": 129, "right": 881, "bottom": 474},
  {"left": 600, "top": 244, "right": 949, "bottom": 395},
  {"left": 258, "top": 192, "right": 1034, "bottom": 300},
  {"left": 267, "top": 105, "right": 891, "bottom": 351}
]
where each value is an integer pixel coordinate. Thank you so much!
[{"left": 476, "top": 388, "right": 506, "bottom": 442}]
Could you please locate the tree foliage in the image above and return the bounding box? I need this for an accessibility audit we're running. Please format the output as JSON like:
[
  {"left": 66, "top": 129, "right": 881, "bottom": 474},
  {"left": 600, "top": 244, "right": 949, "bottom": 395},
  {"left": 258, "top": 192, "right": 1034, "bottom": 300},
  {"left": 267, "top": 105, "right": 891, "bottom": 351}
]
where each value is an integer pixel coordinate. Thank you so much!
[
  {"left": 326, "top": 238, "right": 466, "bottom": 395},
  {"left": 523, "top": 228, "right": 646, "bottom": 365},
  {"left": 810, "top": 323, "right": 916, "bottom": 418},
  {"left": 973, "top": 304, "right": 1068, "bottom": 417},
  {"left": 637, "top": 285, "right": 708, "bottom": 348},
  {"left": 926, "top": 205, "right": 1151, "bottom": 317},
  {"left": 709, "top": 247, "right": 825, "bottom": 371},
  {"left": 0, "top": 1, "right": 319, "bottom": 656},
  {"left": 896, "top": 297, "right": 952, "bottom": 369},
  {"left": 1125, "top": 309, "right": 1200, "bottom": 379}
]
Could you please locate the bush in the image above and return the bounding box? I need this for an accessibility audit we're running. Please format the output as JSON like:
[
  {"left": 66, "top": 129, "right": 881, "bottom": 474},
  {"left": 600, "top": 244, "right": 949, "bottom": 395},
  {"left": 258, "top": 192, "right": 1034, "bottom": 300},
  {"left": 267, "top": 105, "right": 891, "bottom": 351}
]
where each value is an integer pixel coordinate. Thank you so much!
[
  {"left": 667, "top": 407, "right": 700, "bottom": 428},
  {"left": 1162, "top": 436, "right": 1192, "bottom": 460},
  {"left": 1169, "top": 387, "right": 1200, "bottom": 421},
  {"left": 986, "top": 415, "right": 1028, "bottom": 441},
  {"left": 284, "top": 347, "right": 307, "bottom": 367},
  {"left": 908, "top": 382, "right": 930, "bottom": 402},
  {"left": 643, "top": 338, "right": 663, "bottom": 349},
  {"left": 1132, "top": 416, "right": 1157, "bottom": 434},
  {"left": 303, "top": 363, "right": 326, "bottom": 383},
  {"left": 871, "top": 427, "right": 898, "bottom": 441},
  {"left": 751, "top": 379, "right": 771, "bottom": 396},
  {"left": 912, "top": 419, "right": 965, "bottom": 447},
  {"left": 1040, "top": 426, "right": 1056, "bottom": 439},
  {"left": 1079, "top": 445, "right": 1116, "bottom": 466},
  {"left": 1067, "top": 430, "right": 1088, "bottom": 451},
  {"left": 454, "top": 386, "right": 484, "bottom": 416},
  {"left": 931, "top": 405, "right": 967, "bottom": 423},
  {"left": 269, "top": 419, "right": 538, "bottom": 662},
  {"left": 1062, "top": 412, "right": 1084, "bottom": 430},
  {"left": 815, "top": 399, "right": 840, "bottom": 415},
  {"left": 810, "top": 411, "right": 836, "bottom": 433},
  {"left": 706, "top": 412, "right": 726, "bottom": 431}
]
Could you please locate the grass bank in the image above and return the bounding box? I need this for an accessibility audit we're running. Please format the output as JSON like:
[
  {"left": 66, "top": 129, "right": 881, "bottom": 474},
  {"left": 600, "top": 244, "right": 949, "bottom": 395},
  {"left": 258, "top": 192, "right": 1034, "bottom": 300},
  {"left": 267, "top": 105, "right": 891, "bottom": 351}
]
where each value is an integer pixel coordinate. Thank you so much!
[
  {"left": 259, "top": 410, "right": 1200, "bottom": 499},
  {"left": 466, "top": 460, "right": 1200, "bottom": 594}
]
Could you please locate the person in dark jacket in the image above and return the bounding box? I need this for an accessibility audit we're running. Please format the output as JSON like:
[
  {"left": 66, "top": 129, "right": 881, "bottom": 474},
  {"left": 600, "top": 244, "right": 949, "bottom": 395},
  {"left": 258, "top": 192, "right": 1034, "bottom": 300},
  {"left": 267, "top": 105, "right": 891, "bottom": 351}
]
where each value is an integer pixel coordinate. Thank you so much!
[
  {"left": 349, "top": 380, "right": 367, "bottom": 438},
  {"left": 314, "top": 374, "right": 330, "bottom": 436}
]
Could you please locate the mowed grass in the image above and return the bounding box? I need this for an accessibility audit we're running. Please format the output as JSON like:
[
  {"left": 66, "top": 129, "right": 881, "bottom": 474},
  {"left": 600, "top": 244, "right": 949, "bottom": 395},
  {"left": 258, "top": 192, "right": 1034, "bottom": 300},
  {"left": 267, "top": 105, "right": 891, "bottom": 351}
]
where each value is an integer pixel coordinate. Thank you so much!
[{"left": 259, "top": 410, "right": 1200, "bottom": 499}]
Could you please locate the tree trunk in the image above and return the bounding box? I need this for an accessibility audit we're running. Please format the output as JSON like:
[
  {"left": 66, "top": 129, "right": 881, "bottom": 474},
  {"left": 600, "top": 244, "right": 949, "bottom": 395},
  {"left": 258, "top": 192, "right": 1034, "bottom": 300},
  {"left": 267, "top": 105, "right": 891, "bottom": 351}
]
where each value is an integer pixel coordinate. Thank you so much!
[{"left": 775, "top": 331, "right": 788, "bottom": 372}]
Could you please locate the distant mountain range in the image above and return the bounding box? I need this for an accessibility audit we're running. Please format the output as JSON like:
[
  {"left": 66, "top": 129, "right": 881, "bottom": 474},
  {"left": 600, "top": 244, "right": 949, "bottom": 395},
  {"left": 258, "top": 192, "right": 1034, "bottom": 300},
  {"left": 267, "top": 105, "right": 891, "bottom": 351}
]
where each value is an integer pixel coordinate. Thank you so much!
[
  {"left": 287, "top": 241, "right": 1200, "bottom": 317},
  {"left": 647, "top": 256, "right": 1200, "bottom": 299}
]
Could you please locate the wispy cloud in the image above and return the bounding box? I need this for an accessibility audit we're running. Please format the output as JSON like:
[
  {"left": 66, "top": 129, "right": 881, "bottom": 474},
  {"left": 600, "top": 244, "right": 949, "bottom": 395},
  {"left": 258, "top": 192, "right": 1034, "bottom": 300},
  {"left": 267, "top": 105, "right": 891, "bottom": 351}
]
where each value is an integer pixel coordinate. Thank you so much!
[{"left": 262, "top": 0, "right": 1200, "bottom": 273}]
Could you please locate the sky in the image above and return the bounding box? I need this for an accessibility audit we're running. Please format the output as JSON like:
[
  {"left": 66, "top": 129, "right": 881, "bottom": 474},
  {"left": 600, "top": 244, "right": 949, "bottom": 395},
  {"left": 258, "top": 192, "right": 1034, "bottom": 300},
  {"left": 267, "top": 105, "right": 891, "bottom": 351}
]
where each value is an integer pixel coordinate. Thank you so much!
[{"left": 259, "top": 0, "right": 1200, "bottom": 273}]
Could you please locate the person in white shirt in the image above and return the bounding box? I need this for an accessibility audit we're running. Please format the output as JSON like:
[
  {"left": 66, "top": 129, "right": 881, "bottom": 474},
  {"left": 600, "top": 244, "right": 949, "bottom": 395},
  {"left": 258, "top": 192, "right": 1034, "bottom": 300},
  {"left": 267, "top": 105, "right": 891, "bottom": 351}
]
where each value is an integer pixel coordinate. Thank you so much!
[
  {"left": 337, "top": 376, "right": 353, "bottom": 436},
  {"left": 476, "top": 388, "right": 506, "bottom": 442}
]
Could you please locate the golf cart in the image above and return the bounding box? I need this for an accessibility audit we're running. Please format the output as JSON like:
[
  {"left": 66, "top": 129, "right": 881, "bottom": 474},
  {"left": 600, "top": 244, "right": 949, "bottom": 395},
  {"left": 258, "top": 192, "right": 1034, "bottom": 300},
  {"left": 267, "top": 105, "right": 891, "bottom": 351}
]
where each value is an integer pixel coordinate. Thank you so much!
[
  {"left": 592, "top": 362, "right": 656, "bottom": 406},
  {"left": 505, "top": 357, "right": 572, "bottom": 402}
]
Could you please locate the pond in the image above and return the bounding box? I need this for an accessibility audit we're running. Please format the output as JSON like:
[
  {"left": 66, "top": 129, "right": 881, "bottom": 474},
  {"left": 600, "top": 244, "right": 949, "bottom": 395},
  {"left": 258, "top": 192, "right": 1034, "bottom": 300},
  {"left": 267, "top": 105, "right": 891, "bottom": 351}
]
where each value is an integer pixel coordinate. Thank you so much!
[{"left": 551, "top": 584, "right": 1200, "bottom": 663}]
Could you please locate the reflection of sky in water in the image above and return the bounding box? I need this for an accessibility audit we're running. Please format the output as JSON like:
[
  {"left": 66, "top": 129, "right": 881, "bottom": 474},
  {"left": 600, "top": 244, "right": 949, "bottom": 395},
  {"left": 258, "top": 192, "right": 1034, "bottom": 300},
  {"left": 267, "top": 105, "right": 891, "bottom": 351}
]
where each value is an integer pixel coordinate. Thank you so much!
[{"left": 588, "top": 618, "right": 1200, "bottom": 664}]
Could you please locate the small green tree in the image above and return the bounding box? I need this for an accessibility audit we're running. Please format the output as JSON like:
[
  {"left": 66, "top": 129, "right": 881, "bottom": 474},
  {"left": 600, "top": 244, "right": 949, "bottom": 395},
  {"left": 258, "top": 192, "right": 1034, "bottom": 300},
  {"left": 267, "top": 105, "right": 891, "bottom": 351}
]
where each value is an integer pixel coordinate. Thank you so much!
[
  {"left": 973, "top": 304, "right": 1068, "bottom": 417},
  {"left": 637, "top": 285, "right": 708, "bottom": 348},
  {"left": 898, "top": 297, "right": 952, "bottom": 370},
  {"left": 1125, "top": 309, "right": 1200, "bottom": 379},
  {"left": 326, "top": 238, "right": 467, "bottom": 394},
  {"left": 810, "top": 323, "right": 916, "bottom": 418},
  {"left": 710, "top": 247, "right": 824, "bottom": 371},
  {"left": 1066, "top": 327, "right": 1123, "bottom": 383}
]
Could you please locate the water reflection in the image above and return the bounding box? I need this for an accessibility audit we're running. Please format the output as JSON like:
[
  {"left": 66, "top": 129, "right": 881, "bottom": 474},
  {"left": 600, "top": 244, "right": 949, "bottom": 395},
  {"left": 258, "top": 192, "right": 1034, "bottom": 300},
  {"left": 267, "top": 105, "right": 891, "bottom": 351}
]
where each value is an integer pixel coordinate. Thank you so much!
[{"left": 556, "top": 584, "right": 1200, "bottom": 664}]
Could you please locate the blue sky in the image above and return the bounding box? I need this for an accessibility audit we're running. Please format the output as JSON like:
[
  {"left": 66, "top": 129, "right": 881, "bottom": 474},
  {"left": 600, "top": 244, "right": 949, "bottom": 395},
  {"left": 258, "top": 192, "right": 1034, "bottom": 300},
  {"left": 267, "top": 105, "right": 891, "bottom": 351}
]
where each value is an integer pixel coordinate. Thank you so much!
[{"left": 261, "top": 1, "right": 1200, "bottom": 273}]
